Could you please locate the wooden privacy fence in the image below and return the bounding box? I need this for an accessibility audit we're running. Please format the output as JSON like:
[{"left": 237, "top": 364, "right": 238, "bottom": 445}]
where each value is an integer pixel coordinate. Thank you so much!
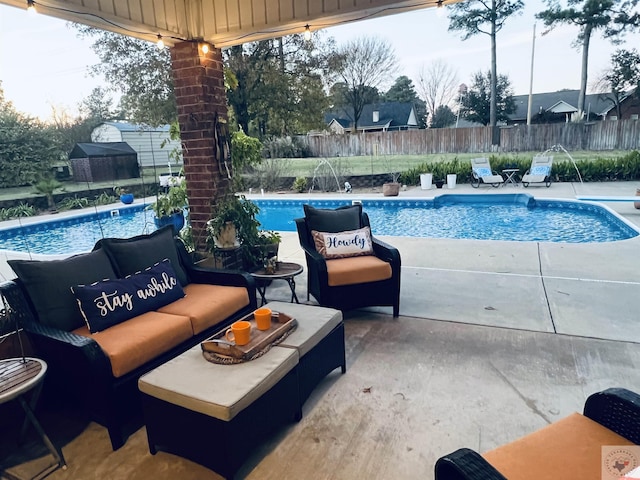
[{"left": 299, "top": 120, "right": 640, "bottom": 157}]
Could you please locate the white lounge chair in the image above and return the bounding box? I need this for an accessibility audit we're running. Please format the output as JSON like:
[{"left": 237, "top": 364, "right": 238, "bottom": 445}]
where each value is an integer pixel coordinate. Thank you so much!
[
  {"left": 522, "top": 156, "right": 553, "bottom": 188},
  {"left": 470, "top": 158, "right": 503, "bottom": 188}
]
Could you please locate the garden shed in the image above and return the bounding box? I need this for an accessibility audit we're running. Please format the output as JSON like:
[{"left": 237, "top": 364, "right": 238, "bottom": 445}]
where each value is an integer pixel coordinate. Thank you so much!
[
  {"left": 91, "top": 121, "right": 182, "bottom": 168},
  {"left": 69, "top": 142, "right": 140, "bottom": 182}
]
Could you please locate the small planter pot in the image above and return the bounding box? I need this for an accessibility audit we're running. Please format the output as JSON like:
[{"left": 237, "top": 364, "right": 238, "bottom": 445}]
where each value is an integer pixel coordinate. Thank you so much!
[
  {"left": 420, "top": 173, "right": 433, "bottom": 190},
  {"left": 382, "top": 182, "right": 401, "bottom": 196},
  {"left": 435, "top": 180, "right": 445, "bottom": 189},
  {"left": 214, "top": 221, "right": 238, "bottom": 248},
  {"left": 120, "top": 193, "right": 134, "bottom": 204},
  {"left": 154, "top": 211, "right": 185, "bottom": 234}
]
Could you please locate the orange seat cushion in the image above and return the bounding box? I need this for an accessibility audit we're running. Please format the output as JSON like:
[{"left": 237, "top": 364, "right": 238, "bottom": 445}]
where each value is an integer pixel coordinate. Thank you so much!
[
  {"left": 157, "top": 283, "right": 250, "bottom": 335},
  {"left": 483, "top": 413, "right": 634, "bottom": 480},
  {"left": 326, "top": 255, "right": 392, "bottom": 287},
  {"left": 73, "top": 311, "right": 193, "bottom": 378}
]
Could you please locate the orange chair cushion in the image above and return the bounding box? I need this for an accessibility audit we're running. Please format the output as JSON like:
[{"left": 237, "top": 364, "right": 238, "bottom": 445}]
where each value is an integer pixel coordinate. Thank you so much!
[
  {"left": 157, "top": 283, "right": 250, "bottom": 335},
  {"left": 483, "top": 413, "right": 634, "bottom": 480},
  {"left": 326, "top": 255, "right": 392, "bottom": 287},
  {"left": 73, "top": 311, "right": 193, "bottom": 378}
]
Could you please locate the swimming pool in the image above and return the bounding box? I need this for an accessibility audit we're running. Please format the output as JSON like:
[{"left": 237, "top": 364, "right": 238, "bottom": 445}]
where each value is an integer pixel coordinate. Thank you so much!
[
  {"left": 0, "top": 194, "right": 637, "bottom": 255},
  {"left": 0, "top": 205, "right": 157, "bottom": 255},
  {"left": 256, "top": 195, "right": 640, "bottom": 243}
]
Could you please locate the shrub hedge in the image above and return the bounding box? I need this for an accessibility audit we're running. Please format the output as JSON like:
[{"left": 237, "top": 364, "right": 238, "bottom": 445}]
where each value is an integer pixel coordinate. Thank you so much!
[{"left": 399, "top": 150, "right": 640, "bottom": 185}]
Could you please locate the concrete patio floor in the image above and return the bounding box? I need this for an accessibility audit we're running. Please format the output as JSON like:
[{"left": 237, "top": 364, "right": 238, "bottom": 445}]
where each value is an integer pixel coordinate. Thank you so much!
[{"left": 3, "top": 180, "right": 640, "bottom": 479}]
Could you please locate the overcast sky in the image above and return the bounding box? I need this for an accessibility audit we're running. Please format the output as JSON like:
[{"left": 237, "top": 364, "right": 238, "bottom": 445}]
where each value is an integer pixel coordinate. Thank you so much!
[{"left": 1, "top": 0, "right": 639, "bottom": 121}]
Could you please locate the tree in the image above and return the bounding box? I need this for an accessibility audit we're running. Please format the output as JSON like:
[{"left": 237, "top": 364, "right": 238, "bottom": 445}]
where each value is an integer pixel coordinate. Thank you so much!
[
  {"left": 225, "top": 36, "right": 333, "bottom": 137},
  {"left": 74, "top": 26, "right": 176, "bottom": 126},
  {"left": 460, "top": 71, "right": 516, "bottom": 126},
  {"left": 416, "top": 60, "right": 459, "bottom": 126},
  {"left": 431, "top": 105, "right": 457, "bottom": 128},
  {"left": 0, "top": 83, "right": 60, "bottom": 187},
  {"left": 384, "top": 76, "right": 419, "bottom": 103},
  {"left": 536, "top": 0, "right": 640, "bottom": 119},
  {"left": 447, "top": 0, "right": 524, "bottom": 135},
  {"left": 594, "top": 48, "right": 640, "bottom": 118},
  {"left": 383, "top": 76, "right": 428, "bottom": 128},
  {"left": 79, "top": 87, "right": 119, "bottom": 122},
  {"left": 328, "top": 36, "right": 397, "bottom": 130}
]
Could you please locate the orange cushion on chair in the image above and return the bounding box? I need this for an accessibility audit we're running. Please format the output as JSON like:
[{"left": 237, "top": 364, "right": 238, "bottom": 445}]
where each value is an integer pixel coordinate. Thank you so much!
[
  {"left": 483, "top": 413, "right": 634, "bottom": 480},
  {"left": 326, "top": 255, "right": 392, "bottom": 287}
]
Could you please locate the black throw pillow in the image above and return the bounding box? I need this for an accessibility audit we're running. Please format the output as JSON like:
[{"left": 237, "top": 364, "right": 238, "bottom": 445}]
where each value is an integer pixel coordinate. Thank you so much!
[
  {"left": 8, "top": 249, "right": 117, "bottom": 331},
  {"left": 303, "top": 204, "right": 362, "bottom": 233},
  {"left": 95, "top": 225, "right": 189, "bottom": 286}
]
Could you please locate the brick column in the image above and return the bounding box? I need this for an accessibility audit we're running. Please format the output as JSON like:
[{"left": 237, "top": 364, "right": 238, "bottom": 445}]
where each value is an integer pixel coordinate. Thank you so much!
[{"left": 170, "top": 42, "right": 231, "bottom": 250}]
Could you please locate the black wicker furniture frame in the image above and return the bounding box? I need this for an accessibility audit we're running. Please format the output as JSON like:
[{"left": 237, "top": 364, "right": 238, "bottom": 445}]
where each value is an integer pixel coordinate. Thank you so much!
[
  {"left": 1, "top": 238, "right": 257, "bottom": 451},
  {"left": 434, "top": 388, "right": 640, "bottom": 480}
]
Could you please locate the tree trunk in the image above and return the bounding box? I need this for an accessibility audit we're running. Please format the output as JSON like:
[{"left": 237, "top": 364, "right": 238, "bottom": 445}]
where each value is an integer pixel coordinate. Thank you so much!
[
  {"left": 489, "top": 0, "right": 498, "bottom": 130},
  {"left": 278, "top": 37, "right": 285, "bottom": 74},
  {"left": 577, "top": 25, "right": 593, "bottom": 119}
]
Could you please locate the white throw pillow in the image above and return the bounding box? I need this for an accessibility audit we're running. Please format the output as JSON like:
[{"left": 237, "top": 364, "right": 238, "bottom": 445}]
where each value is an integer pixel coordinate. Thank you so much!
[{"left": 311, "top": 227, "right": 374, "bottom": 259}]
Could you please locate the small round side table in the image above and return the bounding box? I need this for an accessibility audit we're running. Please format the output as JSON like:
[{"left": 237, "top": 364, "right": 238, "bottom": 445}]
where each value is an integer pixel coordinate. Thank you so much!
[{"left": 250, "top": 262, "right": 304, "bottom": 306}]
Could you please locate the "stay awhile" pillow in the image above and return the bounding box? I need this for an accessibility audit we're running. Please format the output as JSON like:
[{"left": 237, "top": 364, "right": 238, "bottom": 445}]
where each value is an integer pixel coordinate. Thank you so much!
[
  {"left": 311, "top": 227, "right": 374, "bottom": 259},
  {"left": 71, "top": 259, "right": 185, "bottom": 333}
]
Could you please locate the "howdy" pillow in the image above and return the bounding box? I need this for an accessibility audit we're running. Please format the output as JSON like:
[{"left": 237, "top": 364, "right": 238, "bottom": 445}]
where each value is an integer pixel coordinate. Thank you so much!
[{"left": 311, "top": 227, "right": 374, "bottom": 259}]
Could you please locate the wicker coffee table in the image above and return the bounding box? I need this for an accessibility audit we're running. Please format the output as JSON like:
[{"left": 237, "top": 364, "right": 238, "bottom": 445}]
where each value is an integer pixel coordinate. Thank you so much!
[{"left": 250, "top": 261, "right": 303, "bottom": 306}]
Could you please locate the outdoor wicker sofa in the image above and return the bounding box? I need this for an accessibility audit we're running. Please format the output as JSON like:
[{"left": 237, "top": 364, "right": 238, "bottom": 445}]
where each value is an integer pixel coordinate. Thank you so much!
[
  {"left": 434, "top": 387, "right": 640, "bottom": 480},
  {"left": 2, "top": 226, "right": 257, "bottom": 450}
]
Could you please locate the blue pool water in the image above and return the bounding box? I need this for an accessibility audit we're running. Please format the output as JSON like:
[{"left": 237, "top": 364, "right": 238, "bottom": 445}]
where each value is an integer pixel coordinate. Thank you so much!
[
  {"left": 0, "top": 194, "right": 637, "bottom": 255},
  {"left": 256, "top": 195, "right": 640, "bottom": 243},
  {"left": 0, "top": 206, "right": 158, "bottom": 255}
]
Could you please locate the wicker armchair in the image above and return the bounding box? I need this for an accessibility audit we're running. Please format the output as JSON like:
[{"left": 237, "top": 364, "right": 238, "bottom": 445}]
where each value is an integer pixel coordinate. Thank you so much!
[
  {"left": 295, "top": 204, "right": 401, "bottom": 317},
  {"left": 435, "top": 388, "right": 640, "bottom": 480}
]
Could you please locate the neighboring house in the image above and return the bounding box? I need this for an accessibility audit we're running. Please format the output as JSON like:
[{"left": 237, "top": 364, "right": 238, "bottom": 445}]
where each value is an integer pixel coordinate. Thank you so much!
[
  {"left": 69, "top": 142, "right": 139, "bottom": 182},
  {"left": 325, "top": 102, "right": 419, "bottom": 133},
  {"left": 91, "top": 121, "right": 182, "bottom": 168},
  {"left": 508, "top": 90, "right": 640, "bottom": 124}
]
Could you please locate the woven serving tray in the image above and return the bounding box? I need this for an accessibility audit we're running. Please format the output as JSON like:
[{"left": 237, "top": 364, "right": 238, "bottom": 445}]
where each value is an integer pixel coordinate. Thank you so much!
[{"left": 201, "top": 311, "right": 297, "bottom": 360}]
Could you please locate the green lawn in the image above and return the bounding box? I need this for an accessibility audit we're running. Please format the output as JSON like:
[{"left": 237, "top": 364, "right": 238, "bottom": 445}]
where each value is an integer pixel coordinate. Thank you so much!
[
  {"left": 269, "top": 150, "right": 632, "bottom": 178},
  {"left": 0, "top": 151, "right": 632, "bottom": 203}
]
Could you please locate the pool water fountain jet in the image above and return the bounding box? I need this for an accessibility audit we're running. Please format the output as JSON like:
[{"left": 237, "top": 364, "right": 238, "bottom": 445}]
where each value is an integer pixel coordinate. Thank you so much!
[
  {"left": 542, "top": 144, "right": 583, "bottom": 185},
  {"left": 309, "top": 158, "right": 342, "bottom": 193}
]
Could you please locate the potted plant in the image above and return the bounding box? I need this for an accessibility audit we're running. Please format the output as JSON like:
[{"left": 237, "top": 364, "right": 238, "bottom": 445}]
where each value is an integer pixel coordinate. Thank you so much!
[
  {"left": 147, "top": 182, "right": 188, "bottom": 233},
  {"left": 206, "top": 194, "right": 280, "bottom": 270},
  {"left": 383, "top": 171, "right": 401, "bottom": 197},
  {"left": 113, "top": 186, "right": 134, "bottom": 204}
]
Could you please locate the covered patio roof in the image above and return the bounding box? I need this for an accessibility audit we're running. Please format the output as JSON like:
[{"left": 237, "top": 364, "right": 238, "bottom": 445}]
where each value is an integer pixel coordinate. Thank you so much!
[{"left": 1, "top": 0, "right": 459, "bottom": 48}]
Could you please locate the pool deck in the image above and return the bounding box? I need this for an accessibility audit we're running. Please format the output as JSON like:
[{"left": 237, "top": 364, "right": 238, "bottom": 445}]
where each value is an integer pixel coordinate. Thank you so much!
[
  {"left": 3, "top": 181, "right": 640, "bottom": 480},
  {"left": 257, "top": 180, "right": 640, "bottom": 344},
  {"left": 2, "top": 180, "right": 640, "bottom": 343}
]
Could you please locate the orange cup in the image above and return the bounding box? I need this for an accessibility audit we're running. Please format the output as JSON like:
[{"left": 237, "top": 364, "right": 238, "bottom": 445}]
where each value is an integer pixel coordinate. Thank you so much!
[
  {"left": 225, "top": 320, "right": 251, "bottom": 346},
  {"left": 254, "top": 308, "right": 272, "bottom": 331}
]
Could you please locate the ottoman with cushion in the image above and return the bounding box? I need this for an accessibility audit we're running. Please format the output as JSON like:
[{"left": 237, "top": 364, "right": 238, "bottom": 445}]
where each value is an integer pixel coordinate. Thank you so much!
[
  {"left": 264, "top": 301, "right": 345, "bottom": 404},
  {"left": 138, "top": 344, "right": 301, "bottom": 480}
]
